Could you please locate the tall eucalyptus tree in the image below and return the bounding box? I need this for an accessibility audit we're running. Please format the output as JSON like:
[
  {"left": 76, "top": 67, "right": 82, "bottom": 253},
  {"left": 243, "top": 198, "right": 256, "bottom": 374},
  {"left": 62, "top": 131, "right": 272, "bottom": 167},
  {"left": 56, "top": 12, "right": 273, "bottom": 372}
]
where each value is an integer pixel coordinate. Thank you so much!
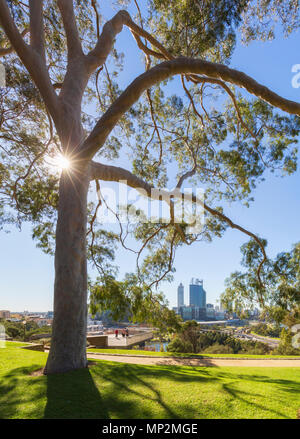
[{"left": 0, "top": 0, "right": 299, "bottom": 373}]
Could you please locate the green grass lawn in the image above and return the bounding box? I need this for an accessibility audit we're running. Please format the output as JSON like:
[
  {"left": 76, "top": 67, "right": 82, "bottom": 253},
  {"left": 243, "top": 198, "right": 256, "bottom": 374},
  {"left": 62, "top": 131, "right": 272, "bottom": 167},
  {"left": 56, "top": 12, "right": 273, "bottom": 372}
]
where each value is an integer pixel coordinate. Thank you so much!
[
  {"left": 87, "top": 347, "right": 299, "bottom": 359},
  {"left": 1, "top": 342, "right": 300, "bottom": 419},
  {"left": 3, "top": 341, "right": 31, "bottom": 348}
]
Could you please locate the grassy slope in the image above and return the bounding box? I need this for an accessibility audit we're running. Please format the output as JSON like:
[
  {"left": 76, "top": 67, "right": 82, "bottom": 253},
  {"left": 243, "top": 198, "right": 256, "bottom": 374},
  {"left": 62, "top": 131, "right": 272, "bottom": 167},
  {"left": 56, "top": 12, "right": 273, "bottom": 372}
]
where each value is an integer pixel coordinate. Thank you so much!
[
  {"left": 3, "top": 341, "right": 30, "bottom": 347},
  {"left": 0, "top": 342, "right": 300, "bottom": 419}
]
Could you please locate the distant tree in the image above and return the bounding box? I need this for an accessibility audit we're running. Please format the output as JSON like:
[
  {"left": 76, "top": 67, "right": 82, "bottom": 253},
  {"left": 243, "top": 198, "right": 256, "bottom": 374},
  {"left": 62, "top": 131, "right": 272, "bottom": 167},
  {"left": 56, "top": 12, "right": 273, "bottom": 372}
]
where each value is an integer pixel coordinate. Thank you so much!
[
  {"left": 1, "top": 319, "right": 23, "bottom": 340},
  {"left": 221, "top": 240, "right": 300, "bottom": 326},
  {"left": 273, "top": 327, "right": 300, "bottom": 355},
  {"left": 251, "top": 322, "right": 281, "bottom": 338},
  {"left": 180, "top": 320, "right": 201, "bottom": 353},
  {"left": 167, "top": 320, "right": 200, "bottom": 353}
]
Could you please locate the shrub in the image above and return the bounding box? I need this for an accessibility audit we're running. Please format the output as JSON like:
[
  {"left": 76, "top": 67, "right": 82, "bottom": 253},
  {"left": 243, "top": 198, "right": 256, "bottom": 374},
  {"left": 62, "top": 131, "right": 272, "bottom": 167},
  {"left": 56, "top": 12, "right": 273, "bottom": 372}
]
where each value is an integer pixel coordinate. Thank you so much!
[
  {"left": 167, "top": 336, "right": 193, "bottom": 353},
  {"left": 272, "top": 328, "right": 300, "bottom": 355}
]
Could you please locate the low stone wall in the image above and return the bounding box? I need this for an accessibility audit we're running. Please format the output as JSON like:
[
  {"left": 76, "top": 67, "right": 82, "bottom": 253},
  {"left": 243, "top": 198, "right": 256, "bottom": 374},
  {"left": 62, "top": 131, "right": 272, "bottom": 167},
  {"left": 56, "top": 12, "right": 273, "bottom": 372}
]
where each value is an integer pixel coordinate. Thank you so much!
[
  {"left": 87, "top": 335, "right": 108, "bottom": 348},
  {"left": 21, "top": 343, "right": 44, "bottom": 352}
]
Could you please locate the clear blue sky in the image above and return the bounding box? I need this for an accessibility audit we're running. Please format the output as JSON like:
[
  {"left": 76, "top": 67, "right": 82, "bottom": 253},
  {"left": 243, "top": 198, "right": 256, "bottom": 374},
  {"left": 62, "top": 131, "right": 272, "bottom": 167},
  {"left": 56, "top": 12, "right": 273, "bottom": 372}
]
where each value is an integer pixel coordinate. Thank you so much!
[{"left": 0, "top": 2, "right": 299, "bottom": 312}]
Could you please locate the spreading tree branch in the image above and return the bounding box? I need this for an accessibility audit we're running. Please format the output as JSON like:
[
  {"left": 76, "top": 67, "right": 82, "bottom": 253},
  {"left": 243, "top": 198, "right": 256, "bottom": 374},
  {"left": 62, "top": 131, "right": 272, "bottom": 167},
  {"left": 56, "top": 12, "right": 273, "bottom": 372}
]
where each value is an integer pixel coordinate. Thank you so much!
[
  {"left": 57, "top": 0, "right": 83, "bottom": 60},
  {"left": 29, "top": 0, "right": 45, "bottom": 58},
  {"left": 86, "top": 10, "right": 127, "bottom": 71},
  {"left": 81, "top": 57, "right": 300, "bottom": 159},
  {"left": 0, "top": 0, "right": 58, "bottom": 120},
  {"left": 0, "top": 29, "right": 29, "bottom": 57},
  {"left": 90, "top": 160, "right": 268, "bottom": 291},
  {"left": 0, "top": 0, "right": 30, "bottom": 56},
  {"left": 91, "top": 0, "right": 100, "bottom": 39}
]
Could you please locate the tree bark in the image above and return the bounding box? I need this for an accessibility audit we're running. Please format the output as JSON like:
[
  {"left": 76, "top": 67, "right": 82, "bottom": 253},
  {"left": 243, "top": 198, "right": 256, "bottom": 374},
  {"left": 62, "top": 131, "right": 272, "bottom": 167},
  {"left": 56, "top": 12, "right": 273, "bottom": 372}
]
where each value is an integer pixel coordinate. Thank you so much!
[{"left": 44, "top": 163, "right": 90, "bottom": 374}]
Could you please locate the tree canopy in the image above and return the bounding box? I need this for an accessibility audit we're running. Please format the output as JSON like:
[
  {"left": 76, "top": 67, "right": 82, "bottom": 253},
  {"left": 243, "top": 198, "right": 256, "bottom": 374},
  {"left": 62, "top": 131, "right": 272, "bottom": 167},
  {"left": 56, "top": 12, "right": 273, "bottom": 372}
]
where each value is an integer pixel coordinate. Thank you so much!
[{"left": 221, "top": 239, "right": 300, "bottom": 325}]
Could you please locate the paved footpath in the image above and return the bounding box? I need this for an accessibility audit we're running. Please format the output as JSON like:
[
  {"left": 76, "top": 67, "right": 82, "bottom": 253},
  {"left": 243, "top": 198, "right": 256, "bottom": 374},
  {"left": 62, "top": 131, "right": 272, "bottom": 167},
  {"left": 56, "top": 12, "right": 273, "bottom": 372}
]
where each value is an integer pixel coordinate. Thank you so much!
[{"left": 87, "top": 353, "right": 300, "bottom": 367}]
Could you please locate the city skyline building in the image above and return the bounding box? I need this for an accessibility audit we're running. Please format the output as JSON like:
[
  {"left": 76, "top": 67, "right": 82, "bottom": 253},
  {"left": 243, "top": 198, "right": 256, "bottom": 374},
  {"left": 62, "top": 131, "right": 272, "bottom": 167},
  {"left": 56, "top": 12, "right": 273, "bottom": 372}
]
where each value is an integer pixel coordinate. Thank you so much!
[
  {"left": 189, "top": 278, "right": 206, "bottom": 308},
  {"left": 173, "top": 279, "right": 228, "bottom": 322},
  {"left": 177, "top": 283, "right": 184, "bottom": 307}
]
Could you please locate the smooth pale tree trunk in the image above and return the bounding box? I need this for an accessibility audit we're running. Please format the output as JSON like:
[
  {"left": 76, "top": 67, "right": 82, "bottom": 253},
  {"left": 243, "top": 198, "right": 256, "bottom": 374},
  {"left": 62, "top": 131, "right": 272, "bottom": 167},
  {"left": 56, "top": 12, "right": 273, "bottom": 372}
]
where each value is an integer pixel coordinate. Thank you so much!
[{"left": 44, "top": 162, "right": 90, "bottom": 374}]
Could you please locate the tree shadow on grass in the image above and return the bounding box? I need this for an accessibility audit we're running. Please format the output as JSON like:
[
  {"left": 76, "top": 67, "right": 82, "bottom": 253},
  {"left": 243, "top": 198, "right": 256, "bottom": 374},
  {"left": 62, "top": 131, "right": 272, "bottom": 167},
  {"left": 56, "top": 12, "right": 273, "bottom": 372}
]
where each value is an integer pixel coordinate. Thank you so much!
[
  {"left": 90, "top": 362, "right": 223, "bottom": 418},
  {"left": 221, "top": 382, "right": 291, "bottom": 419},
  {"left": 94, "top": 366, "right": 179, "bottom": 418},
  {"left": 90, "top": 361, "right": 300, "bottom": 418},
  {"left": 1, "top": 358, "right": 299, "bottom": 419},
  {"left": 0, "top": 363, "right": 110, "bottom": 419},
  {"left": 44, "top": 364, "right": 110, "bottom": 419},
  {"left": 44, "top": 362, "right": 205, "bottom": 419},
  {"left": 0, "top": 364, "right": 46, "bottom": 418}
]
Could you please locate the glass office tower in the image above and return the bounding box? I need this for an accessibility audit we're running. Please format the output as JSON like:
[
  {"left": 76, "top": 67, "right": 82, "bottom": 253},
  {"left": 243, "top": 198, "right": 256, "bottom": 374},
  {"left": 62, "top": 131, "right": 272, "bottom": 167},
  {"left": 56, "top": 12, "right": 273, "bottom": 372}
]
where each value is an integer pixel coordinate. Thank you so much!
[
  {"left": 189, "top": 278, "right": 206, "bottom": 308},
  {"left": 177, "top": 283, "right": 184, "bottom": 307}
]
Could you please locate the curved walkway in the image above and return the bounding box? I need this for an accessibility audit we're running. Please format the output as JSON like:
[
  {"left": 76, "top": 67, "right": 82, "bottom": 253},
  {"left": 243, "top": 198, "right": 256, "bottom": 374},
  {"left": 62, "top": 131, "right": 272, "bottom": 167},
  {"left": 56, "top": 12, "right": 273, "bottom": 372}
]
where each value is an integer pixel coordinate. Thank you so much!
[{"left": 87, "top": 353, "right": 300, "bottom": 367}]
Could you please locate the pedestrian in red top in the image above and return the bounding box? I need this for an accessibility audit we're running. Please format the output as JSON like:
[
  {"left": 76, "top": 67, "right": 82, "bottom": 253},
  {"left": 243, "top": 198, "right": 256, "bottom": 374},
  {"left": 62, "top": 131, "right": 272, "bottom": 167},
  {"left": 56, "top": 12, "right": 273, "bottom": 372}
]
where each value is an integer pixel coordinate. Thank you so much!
[{"left": 115, "top": 329, "right": 118, "bottom": 338}]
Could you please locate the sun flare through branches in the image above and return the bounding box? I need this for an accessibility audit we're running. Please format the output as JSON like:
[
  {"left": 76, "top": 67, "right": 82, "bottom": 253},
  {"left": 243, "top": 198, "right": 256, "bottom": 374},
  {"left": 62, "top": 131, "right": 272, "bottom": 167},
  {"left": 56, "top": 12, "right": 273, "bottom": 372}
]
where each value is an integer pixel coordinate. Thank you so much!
[{"left": 46, "top": 153, "right": 72, "bottom": 173}]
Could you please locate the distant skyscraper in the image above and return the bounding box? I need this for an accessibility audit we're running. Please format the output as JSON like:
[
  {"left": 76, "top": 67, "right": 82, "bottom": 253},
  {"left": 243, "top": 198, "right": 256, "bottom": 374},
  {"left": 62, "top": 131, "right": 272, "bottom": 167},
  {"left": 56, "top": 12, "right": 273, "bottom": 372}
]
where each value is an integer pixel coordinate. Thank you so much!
[
  {"left": 177, "top": 283, "right": 184, "bottom": 307},
  {"left": 189, "top": 278, "right": 206, "bottom": 308}
]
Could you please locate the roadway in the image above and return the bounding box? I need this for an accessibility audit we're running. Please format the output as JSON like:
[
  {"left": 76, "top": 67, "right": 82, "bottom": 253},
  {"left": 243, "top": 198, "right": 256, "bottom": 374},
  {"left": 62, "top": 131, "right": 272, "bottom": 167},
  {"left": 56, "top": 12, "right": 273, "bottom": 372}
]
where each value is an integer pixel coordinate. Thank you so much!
[{"left": 234, "top": 329, "right": 279, "bottom": 348}]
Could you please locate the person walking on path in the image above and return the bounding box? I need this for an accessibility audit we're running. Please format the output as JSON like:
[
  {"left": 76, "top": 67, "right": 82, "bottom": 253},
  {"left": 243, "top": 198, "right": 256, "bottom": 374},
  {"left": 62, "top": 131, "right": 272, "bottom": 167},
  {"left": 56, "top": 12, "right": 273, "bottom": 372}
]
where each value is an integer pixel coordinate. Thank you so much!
[
  {"left": 115, "top": 329, "right": 119, "bottom": 338},
  {"left": 125, "top": 328, "right": 129, "bottom": 338},
  {"left": 122, "top": 329, "right": 125, "bottom": 338}
]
